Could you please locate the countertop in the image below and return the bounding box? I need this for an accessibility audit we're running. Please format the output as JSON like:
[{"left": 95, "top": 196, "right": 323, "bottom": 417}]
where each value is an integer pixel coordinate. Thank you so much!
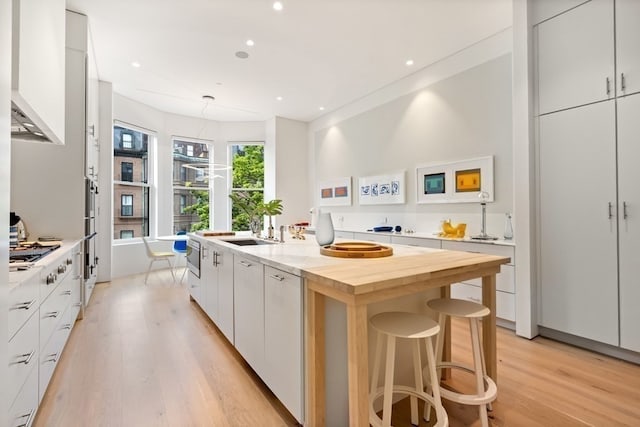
[{"left": 9, "top": 239, "right": 83, "bottom": 287}]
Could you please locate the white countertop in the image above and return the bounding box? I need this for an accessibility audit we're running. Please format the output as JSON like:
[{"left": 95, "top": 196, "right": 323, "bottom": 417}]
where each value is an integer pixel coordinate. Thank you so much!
[
  {"left": 9, "top": 239, "right": 83, "bottom": 287},
  {"left": 189, "top": 233, "right": 444, "bottom": 277}
]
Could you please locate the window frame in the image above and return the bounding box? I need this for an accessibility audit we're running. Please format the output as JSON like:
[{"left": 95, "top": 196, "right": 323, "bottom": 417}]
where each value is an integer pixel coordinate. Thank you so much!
[{"left": 229, "top": 142, "right": 265, "bottom": 232}]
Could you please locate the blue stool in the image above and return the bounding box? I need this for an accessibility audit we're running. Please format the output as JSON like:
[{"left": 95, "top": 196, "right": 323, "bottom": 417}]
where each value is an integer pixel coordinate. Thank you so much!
[{"left": 173, "top": 231, "right": 188, "bottom": 283}]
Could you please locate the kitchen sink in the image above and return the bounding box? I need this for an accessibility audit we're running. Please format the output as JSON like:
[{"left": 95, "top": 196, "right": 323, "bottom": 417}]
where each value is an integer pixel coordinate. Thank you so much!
[{"left": 221, "top": 238, "right": 276, "bottom": 246}]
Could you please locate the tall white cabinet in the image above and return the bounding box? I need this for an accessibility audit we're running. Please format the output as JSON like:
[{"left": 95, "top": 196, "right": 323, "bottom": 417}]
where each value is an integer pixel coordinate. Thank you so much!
[{"left": 536, "top": 0, "right": 640, "bottom": 352}]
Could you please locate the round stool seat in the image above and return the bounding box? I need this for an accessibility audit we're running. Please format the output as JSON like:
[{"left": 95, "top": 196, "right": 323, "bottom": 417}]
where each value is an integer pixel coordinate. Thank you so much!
[
  {"left": 427, "top": 298, "right": 490, "bottom": 318},
  {"left": 370, "top": 311, "right": 440, "bottom": 339}
]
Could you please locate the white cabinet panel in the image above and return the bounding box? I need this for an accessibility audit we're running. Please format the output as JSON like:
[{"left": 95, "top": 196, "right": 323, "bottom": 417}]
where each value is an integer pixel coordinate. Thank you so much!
[
  {"left": 8, "top": 276, "right": 39, "bottom": 341},
  {"left": 457, "top": 264, "right": 515, "bottom": 294},
  {"left": 334, "top": 230, "right": 354, "bottom": 240},
  {"left": 539, "top": 100, "right": 619, "bottom": 345},
  {"left": 201, "top": 243, "right": 217, "bottom": 320},
  {"left": 352, "top": 232, "right": 391, "bottom": 243},
  {"left": 616, "top": 0, "right": 640, "bottom": 97},
  {"left": 450, "top": 283, "right": 515, "bottom": 322},
  {"left": 233, "top": 255, "right": 265, "bottom": 374},
  {"left": 216, "top": 247, "right": 235, "bottom": 344},
  {"left": 617, "top": 94, "right": 640, "bottom": 352},
  {"left": 264, "top": 267, "right": 304, "bottom": 423},
  {"left": 441, "top": 240, "right": 514, "bottom": 265},
  {"left": 9, "top": 359, "right": 38, "bottom": 427},
  {"left": 8, "top": 312, "right": 38, "bottom": 409},
  {"left": 537, "top": 0, "right": 614, "bottom": 114},
  {"left": 391, "top": 235, "right": 441, "bottom": 249}
]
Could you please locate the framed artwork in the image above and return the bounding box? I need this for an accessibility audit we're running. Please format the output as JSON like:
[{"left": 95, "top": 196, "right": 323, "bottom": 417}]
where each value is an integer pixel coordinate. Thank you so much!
[
  {"left": 317, "top": 177, "right": 352, "bottom": 206},
  {"left": 417, "top": 156, "right": 493, "bottom": 204},
  {"left": 358, "top": 171, "right": 406, "bottom": 205}
]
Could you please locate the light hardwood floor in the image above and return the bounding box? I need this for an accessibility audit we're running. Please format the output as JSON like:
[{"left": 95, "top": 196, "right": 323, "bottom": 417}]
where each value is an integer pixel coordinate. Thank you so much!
[{"left": 34, "top": 270, "right": 640, "bottom": 427}]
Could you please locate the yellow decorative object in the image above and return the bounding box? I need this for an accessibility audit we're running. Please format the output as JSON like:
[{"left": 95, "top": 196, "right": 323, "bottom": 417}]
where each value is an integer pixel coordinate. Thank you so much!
[{"left": 439, "top": 220, "right": 467, "bottom": 238}]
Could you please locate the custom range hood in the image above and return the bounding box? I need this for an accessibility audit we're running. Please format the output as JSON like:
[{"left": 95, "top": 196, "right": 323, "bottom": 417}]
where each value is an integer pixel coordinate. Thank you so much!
[{"left": 11, "top": 101, "right": 52, "bottom": 143}]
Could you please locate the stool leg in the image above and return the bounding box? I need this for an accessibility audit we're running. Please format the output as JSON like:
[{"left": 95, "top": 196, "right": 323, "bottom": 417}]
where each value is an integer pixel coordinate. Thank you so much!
[
  {"left": 371, "top": 331, "right": 384, "bottom": 395},
  {"left": 382, "top": 335, "right": 396, "bottom": 427},
  {"left": 411, "top": 339, "right": 424, "bottom": 425},
  {"left": 477, "top": 319, "right": 493, "bottom": 412},
  {"left": 470, "top": 318, "right": 489, "bottom": 427},
  {"left": 425, "top": 335, "right": 446, "bottom": 425},
  {"left": 424, "top": 312, "right": 447, "bottom": 422}
]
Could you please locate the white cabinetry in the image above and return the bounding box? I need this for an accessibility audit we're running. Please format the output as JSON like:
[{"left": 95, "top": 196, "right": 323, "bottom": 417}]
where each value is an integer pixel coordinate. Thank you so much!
[
  {"left": 334, "top": 230, "right": 354, "bottom": 240},
  {"left": 441, "top": 241, "right": 516, "bottom": 323},
  {"left": 264, "top": 266, "right": 303, "bottom": 422},
  {"left": 391, "top": 235, "right": 441, "bottom": 249},
  {"left": 615, "top": 1, "right": 640, "bottom": 97},
  {"left": 617, "top": 94, "right": 640, "bottom": 352},
  {"left": 537, "top": 0, "right": 640, "bottom": 113},
  {"left": 539, "top": 101, "right": 618, "bottom": 345},
  {"left": 352, "top": 232, "right": 391, "bottom": 244},
  {"left": 11, "top": 0, "right": 65, "bottom": 144},
  {"left": 200, "top": 243, "right": 216, "bottom": 320},
  {"left": 233, "top": 255, "right": 265, "bottom": 374},
  {"left": 536, "top": 0, "right": 640, "bottom": 351},
  {"left": 213, "top": 246, "right": 234, "bottom": 344}
]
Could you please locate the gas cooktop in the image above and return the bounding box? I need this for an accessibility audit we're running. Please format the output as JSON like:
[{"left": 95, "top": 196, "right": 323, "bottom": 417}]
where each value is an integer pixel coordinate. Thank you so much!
[{"left": 9, "top": 244, "right": 60, "bottom": 263}]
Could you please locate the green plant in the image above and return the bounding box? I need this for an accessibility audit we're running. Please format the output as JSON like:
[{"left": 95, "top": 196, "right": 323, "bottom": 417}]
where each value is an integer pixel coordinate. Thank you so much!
[{"left": 228, "top": 192, "right": 283, "bottom": 236}]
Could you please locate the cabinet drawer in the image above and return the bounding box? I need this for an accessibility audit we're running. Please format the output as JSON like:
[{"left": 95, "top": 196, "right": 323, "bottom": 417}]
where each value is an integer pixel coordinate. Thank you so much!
[
  {"left": 353, "top": 232, "right": 391, "bottom": 243},
  {"left": 441, "top": 240, "right": 514, "bottom": 265},
  {"left": 334, "top": 230, "right": 354, "bottom": 239},
  {"left": 457, "top": 264, "right": 515, "bottom": 294},
  {"left": 39, "top": 315, "right": 72, "bottom": 403},
  {"left": 8, "top": 312, "right": 39, "bottom": 408},
  {"left": 8, "top": 276, "right": 40, "bottom": 341},
  {"left": 9, "top": 360, "right": 39, "bottom": 427},
  {"left": 391, "top": 235, "right": 441, "bottom": 249},
  {"left": 39, "top": 282, "right": 72, "bottom": 350},
  {"left": 450, "top": 283, "right": 515, "bottom": 322},
  {"left": 40, "top": 258, "right": 72, "bottom": 301}
]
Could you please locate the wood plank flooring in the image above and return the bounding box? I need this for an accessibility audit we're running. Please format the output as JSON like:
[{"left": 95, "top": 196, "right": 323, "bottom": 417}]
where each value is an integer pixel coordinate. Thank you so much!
[{"left": 34, "top": 270, "right": 640, "bottom": 426}]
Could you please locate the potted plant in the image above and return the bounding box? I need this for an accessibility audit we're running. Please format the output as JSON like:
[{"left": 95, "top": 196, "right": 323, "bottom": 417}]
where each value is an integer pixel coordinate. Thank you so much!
[
  {"left": 263, "top": 199, "right": 283, "bottom": 239},
  {"left": 229, "top": 192, "right": 283, "bottom": 238}
]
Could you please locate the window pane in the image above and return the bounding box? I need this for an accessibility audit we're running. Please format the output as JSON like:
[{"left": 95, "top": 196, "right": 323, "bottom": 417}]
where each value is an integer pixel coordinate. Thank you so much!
[
  {"left": 114, "top": 124, "right": 152, "bottom": 240},
  {"left": 231, "top": 144, "right": 264, "bottom": 232},
  {"left": 114, "top": 186, "right": 149, "bottom": 239},
  {"left": 172, "top": 138, "right": 211, "bottom": 232}
]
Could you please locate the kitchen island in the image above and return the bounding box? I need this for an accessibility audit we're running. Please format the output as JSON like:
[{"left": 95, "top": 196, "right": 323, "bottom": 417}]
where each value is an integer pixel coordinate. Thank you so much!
[{"left": 189, "top": 234, "right": 509, "bottom": 426}]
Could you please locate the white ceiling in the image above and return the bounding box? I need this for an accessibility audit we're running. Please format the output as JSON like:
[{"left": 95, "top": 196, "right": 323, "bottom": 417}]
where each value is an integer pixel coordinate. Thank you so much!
[{"left": 66, "top": 0, "right": 512, "bottom": 123}]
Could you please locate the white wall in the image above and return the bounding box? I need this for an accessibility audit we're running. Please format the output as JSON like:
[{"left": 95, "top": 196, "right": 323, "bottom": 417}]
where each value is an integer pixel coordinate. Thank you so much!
[
  {"left": 310, "top": 53, "right": 513, "bottom": 237},
  {"left": 109, "top": 93, "right": 268, "bottom": 279},
  {"left": 97, "top": 80, "right": 113, "bottom": 283},
  {"left": 1, "top": 0, "right": 11, "bottom": 424}
]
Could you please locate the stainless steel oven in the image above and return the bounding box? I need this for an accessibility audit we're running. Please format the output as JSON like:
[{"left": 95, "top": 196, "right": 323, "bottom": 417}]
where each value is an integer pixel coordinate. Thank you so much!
[{"left": 186, "top": 239, "right": 200, "bottom": 278}]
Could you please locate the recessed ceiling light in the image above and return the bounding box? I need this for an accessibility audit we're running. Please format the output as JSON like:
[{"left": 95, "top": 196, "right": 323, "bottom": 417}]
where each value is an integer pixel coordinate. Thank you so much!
[
  {"left": 405, "top": 59, "right": 414, "bottom": 66},
  {"left": 319, "top": 106, "right": 325, "bottom": 111},
  {"left": 131, "top": 61, "right": 141, "bottom": 68},
  {"left": 246, "top": 39, "right": 255, "bottom": 47},
  {"left": 273, "top": 1, "right": 283, "bottom": 11},
  {"left": 276, "top": 96, "right": 283, "bottom": 101},
  {"left": 235, "top": 51, "right": 249, "bottom": 59}
]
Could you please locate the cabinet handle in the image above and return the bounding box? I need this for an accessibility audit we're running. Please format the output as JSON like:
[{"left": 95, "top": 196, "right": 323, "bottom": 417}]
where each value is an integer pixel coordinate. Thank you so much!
[
  {"left": 14, "top": 408, "right": 36, "bottom": 427},
  {"left": 10, "top": 300, "right": 35, "bottom": 311},
  {"left": 606, "top": 77, "right": 611, "bottom": 95},
  {"left": 74, "top": 302, "right": 83, "bottom": 308},
  {"left": 61, "top": 290, "right": 72, "bottom": 296},
  {"left": 239, "top": 260, "right": 252, "bottom": 267},
  {"left": 11, "top": 350, "right": 35, "bottom": 365},
  {"left": 623, "top": 201, "right": 628, "bottom": 219},
  {"left": 608, "top": 202, "right": 613, "bottom": 219},
  {"left": 44, "top": 311, "right": 60, "bottom": 319},
  {"left": 213, "top": 252, "right": 219, "bottom": 267},
  {"left": 621, "top": 73, "right": 626, "bottom": 91},
  {"left": 60, "top": 323, "right": 72, "bottom": 330},
  {"left": 44, "top": 353, "right": 59, "bottom": 363},
  {"left": 269, "top": 274, "right": 285, "bottom": 281}
]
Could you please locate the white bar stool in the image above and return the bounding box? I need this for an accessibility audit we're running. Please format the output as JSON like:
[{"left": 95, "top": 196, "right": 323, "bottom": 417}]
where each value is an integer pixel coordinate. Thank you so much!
[
  {"left": 369, "top": 311, "right": 448, "bottom": 427},
  {"left": 424, "top": 298, "right": 497, "bottom": 427}
]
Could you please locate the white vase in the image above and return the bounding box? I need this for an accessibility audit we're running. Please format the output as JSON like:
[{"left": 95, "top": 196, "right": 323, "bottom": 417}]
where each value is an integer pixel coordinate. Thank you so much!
[{"left": 315, "top": 209, "right": 334, "bottom": 246}]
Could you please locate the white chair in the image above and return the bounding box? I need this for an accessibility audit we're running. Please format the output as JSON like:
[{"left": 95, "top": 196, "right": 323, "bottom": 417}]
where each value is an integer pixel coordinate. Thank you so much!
[
  {"left": 424, "top": 298, "right": 497, "bottom": 427},
  {"left": 142, "top": 237, "right": 176, "bottom": 284},
  {"left": 369, "top": 311, "right": 448, "bottom": 427}
]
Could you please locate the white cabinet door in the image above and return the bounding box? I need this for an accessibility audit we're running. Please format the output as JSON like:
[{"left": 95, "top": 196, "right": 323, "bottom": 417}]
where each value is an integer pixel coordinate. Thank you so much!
[
  {"left": 616, "top": 0, "right": 640, "bottom": 97},
  {"left": 201, "top": 243, "right": 217, "bottom": 320},
  {"left": 233, "top": 255, "right": 265, "bottom": 375},
  {"left": 391, "top": 235, "right": 441, "bottom": 249},
  {"left": 264, "top": 267, "right": 303, "bottom": 423},
  {"left": 539, "top": 100, "right": 619, "bottom": 345},
  {"left": 352, "top": 232, "right": 391, "bottom": 243},
  {"left": 216, "top": 247, "right": 235, "bottom": 344},
  {"left": 617, "top": 93, "right": 640, "bottom": 352},
  {"left": 537, "top": 0, "right": 614, "bottom": 114},
  {"left": 86, "top": 33, "right": 100, "bottom": 179}
]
